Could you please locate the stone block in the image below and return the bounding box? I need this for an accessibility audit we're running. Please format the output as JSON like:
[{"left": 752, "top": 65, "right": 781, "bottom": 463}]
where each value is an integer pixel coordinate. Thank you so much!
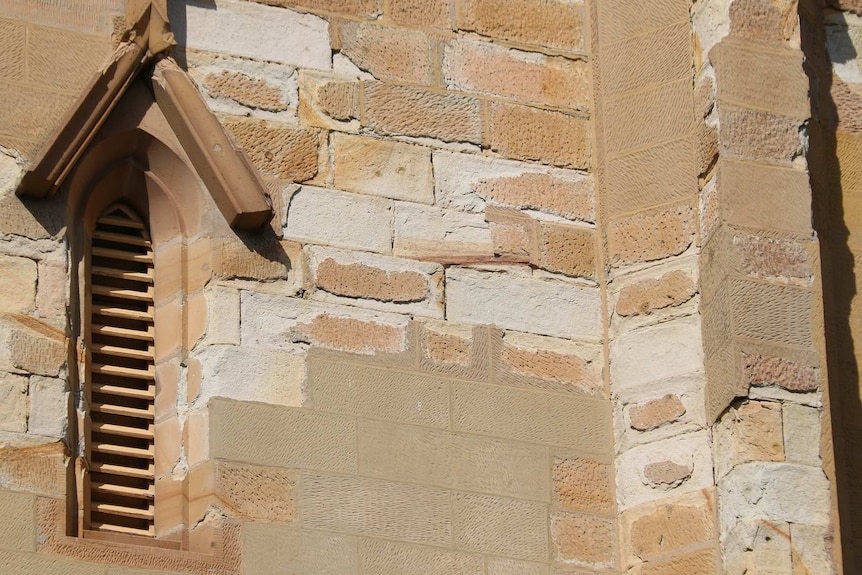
[
  {"left": 27, "top": 376, "right": 67, "bottom": 438},
  {"left": 0, "top": 315, "right": 65, "bottom": 377},
  {"left": 743, "top": 352, "right": 819, "bottom": 392},
  {"left": 610, "top": 315, "right": 703, "bottom": 392},
  {"left": 358, "top": 419, "right": 549, "bottom": 500},
  {"left": 718, "top": 462, "right": 831, "bottom": 534},
  {"left": 604, "top": 137, "right": 696, "bottom": 218},
  {"left": 359, "top": 537, "right": 483, "bottom": 575},
  {"left": 717, "top": 159, "right": 812, "bottom": 235},
  {"left": 433, "top": 151, "right": 595, "bottom": 222},
  {"left": 0, "top": 489, "right": 35, "bottom": 552},
  {"left": 446, "top": 266, "right": 601, "bottom": 340},
  {"left": 387, "top": 0, "right": 451, "bottom": 28},
  {"left": 633, "top": 547, "right": 715, "bottom": 575},
  {"left": 285, "top": 185, "right": 392, "bottom": 253},
  {"left": 487, "top": 103, "right": 590, "bottom": 168},
  {"left": 452, "top": 379, "right": 611, "bottom": 452},
  {"left": 454, "top": 492, "right": 548, "bottom": 561},
  {"left": 790, "top": 524, "right": 833, "bottom": 575},
  {"left": 0, "top": 442, "right": 66, "bottom": 497},
  {"left": 240, "top": 291, "right": 409, "bottom": 353},
  {"left": 308, "top": 245, "right": 444, "bottom": 317},
  {"left": 332, "top": 133, "right": 433, "bottom": 203},
  {"left": 730, "top": 278, "right": 813, "bottom": 348},
  {"left": 715, "top": 400, "right": 785, "bottom": 480},
  {"left": 212, "top": 461, "right": 297, "bottom": 522},
  {"left": 601, "top": 22, "right": 690, "bottom": 98},
  {"left": 615, "top": 270, "right": 696, "bottom": 317},
  {"left": 420, "top": 320, "right": 478, "bottom": 368},
  {"left": 209, "top": 398, "right": 356, "bottom": 473},
  {"left": 222, "top": 116, "right": 319, "bottom": 181},
  {"left": 35, "top": 257, "right": 67, "bottom": 328},
  {"left": 624, "top": 490, "right": 716, "bottom": 562},
  {"left": 169, "top": 0, "right": 331, "bottom": 70},
  {"left": 782, "top": 403, "right": 821, "bottom": 466},
  {"left": 553, "top": 456, "right": 613, "bottom": 514},
  {"left": 487, "top": 557, "right": 548, "bottom": 575},
  {"left": 607, "top": 202, "right": 695, "bottom": 267},
  {"left": 718, "top": 105, "right": 802, "bottom": 164},
  {"left": 550, "top": 511, "right": 615, "bottom": 569},
  {"left": 598, "top": 0, "right": 689, "bottom": 44},
  {"left": 712, "top": 41, "right": 808, "bottom": 119},
  {"left": 258, "top": 0, "right": 381, "bottom": 18},
  {"left": 363, "top": 81, "right": 482, "bottom": 144},
  {"left": 301, "top": 472, "right": 451, "bottom": 545},
  {"left": 723, "top": 519, "right": 792, "bottom": 575},
  {"left": 202, "top": 286, "right": 240, "bottom": 346},
  {"left": 733, "top": 233, "right": 812, "bottom": 284},
  {"left": 0, "top": 255, "right": 35, "bottom": 316},
  {"left": 605, "top": 80, "right": 693, "bottom": 157},
  {"left": 0, "top": 83, "right": 72, "bottom": 150},
  {"left": 443, "top": 39, "right": 590, "bottom": 110},
  {"left": 486, "top": 207, "right": 535, "bottom": 262},
  {"left": 0, "top": 372, "right": 27, "bottom": 434},
  {"left": 728, "top": 0, "right": 798, "bottom": 43},
  {"left": 394, "top": 203, "right": 494, "bottom": 262},
  {"left": 628, "top": 395, "right": 687, "bottom": 432},
  {"left": 192, "top": 345, "right": 303, "bottom": 407},
  {"left": 308, "top": 360, "right": 449, "bottom": 428},
  {"left": 456, "top": 0, "right": 585, "bottom": 53},
  {"left": 536, "top": 222, "right": 596, "bottom": 279},
  {"left": 244, "top": 524, "right": 357, "bottom": 575},
  {"left": 615, "top": 431, "right": 713, "bottom": 509},
  {"left": 0, "top": 19, "right": 26, "bottom": 83},
  {"left": 340, "top": 21, "right": 434, "bottom": 84},
  {"left": 298, "top": 70, "right": 360, "bottom": 132},
  {"left": 27, "top": 26, "right": 111, "bottom": 92},
  {"left": 498, "top": 331, "right": 603, "bottom": 397},
  {"left": 203, "top": 69, "right": 290, "bottom": 113}
]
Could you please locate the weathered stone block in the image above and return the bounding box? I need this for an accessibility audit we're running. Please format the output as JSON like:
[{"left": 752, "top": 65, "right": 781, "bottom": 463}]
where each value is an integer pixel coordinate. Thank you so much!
[
  {"left": 0, "top": 372, "right": 27, "bottom": 434},
  {"left": 222, "top": 116, "right": 319, "bottom": 181},
  {"left": 358, "top": 419, "right": 549, "bottom": 501},
  {"left": 743, "top": 352, "right": 819, "bottom": 392},
  {"left": 457, "top": 0, "right": 585, "bottom": 53},
  {"left": 537, "top": 222, "right": 596, "bottom": 279},
  {"left": 488, "top": 103, "right": 590, "bottom": 168},
  {"left": 625, "top": 489, "right": 716, "bottom": 562},
  {"left": 363, "top": 81, "right": 482, "bottom": 144},
  {"left": 394, "top": 203, "right": 494, "bottom": 262},
  {"left": 550, "top": 511, "right": 615, "bottom": 568},
  {"left": 332, "top": 133, "right": 433, "bottom": 203},
  {"left": 210, "top": 398, "right": 356, "bottom": 473},
  {"left": 340, "top": 21, "right": 435, "bottom": 84},
  {"left": 718, "top": 105, "right": 802, "bottom": 164},
  {"left": 628, "top": 394, "right": 687, "bottom": 432},
  {"left": 0, "top": 314, "right": 65, "bottom": 377},
  {"left": 607, "top": 202, "right": 695, "bottom": 267},
  {"left": 433, "top": 151, "right": 595, "bottom": 222},
  {"left": 443, "top": 39, "right": 590, "bottom": 110},
  {"left": 298, "top": 70, "right": 360, "bottom": 132},
  {"left": 553, "top": 456, "right": 613, "bottom": 514},
  {"left": 616, "top": 270, "right": 696, "bottom": 318},
  {"left": 454, "top": 492, "right": 548, "bottom": 561},
  {"left": 783, "top": 403, "right": 821, "bottom": 466},
  {"left": 446, "top": 266, "right": 601, "bottom": 340}
]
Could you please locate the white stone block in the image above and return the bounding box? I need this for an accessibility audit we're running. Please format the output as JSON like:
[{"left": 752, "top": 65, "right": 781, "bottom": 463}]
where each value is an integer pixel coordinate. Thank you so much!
[
  {"left": 0, "top": 255, "right": 36, "bottom": 314},
  {"left": 0, "top": 372, "right": 27, "bottom": 433},
  {"left": 285, "top": 186, "right": 392, "bottom": 254},
  {"left": 192, "top": 345, "right": 304, "bottom": 408},
  {"left": 615, "top": 430, "right": 714, "bottom": 510},
  {"left": 171, "top": 0, "right": 331, "bottom": 70},
  {"left": 306, "top": 245, "right": 444, "bottom": 318},
  {"left": 718, "top": 462, "right": 831, "bottom": 536},
  {"left": 203, "top": 286, "right": 241, "bottom": 346},
  {"left": 433, "top": 151, "right": 594, "bottom": 221},
  {"left": 723, "top": 520, "right": 792, "bottom": 575},
  {"left": 783, "top": 404, "right": 821, "bottom": 466},
  {"left": 240, "top": 291, "right": 408, "bottom": 351},
  {"left": 446, "top": 266, "right": 601, "bottom": 341},
  {"left": 610, "top": 315, "right": 704, "bottom": 393},
  {"left": 790, "top": 524, "right": 833, "bottom": 575},
  {"left": 27, "top": 376, "right": 67, "bottom": 438},
  {"left": 393, "top": 203, "right": 493, "bottom": 261}
]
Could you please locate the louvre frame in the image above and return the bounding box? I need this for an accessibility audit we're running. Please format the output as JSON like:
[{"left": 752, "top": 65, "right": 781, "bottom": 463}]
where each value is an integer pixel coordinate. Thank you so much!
[{"left": 84, "top": 203, "right": 156, "bottom": 537}]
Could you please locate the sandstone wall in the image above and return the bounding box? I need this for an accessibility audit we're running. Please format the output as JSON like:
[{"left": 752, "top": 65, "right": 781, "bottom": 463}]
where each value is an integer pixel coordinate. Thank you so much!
[{"left": 0, "top": 0, "right": 844, "bottom": 574}]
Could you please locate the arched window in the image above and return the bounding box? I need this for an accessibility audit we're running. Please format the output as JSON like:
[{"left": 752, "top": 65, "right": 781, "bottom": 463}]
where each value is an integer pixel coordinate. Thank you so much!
[{"left": 85, "top": 203, "right": 156, "bottom": 536}]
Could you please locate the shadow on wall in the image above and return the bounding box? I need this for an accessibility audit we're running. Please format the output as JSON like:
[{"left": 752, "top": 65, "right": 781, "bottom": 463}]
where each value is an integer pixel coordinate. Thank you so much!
[
  {"left": 166, "top": 0, "right": 216, "bottom": 70},
  {"left": 800, "top": 2, "right": 861, "bottom": 572}
]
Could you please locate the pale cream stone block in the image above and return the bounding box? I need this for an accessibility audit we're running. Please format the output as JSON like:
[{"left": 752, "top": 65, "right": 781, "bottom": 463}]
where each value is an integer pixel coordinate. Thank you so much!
[
  {"left": 0, "top": 372, "right": 27, "bottom": 433},
  {"left": 27, "top": 376, "right": 67, "bottom": 438}
]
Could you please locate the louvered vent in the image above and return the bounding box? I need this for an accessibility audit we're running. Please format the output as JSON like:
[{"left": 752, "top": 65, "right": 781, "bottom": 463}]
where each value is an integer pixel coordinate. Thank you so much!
[{"left": 86, "top": 204, "right": 156, "bottom": 537}]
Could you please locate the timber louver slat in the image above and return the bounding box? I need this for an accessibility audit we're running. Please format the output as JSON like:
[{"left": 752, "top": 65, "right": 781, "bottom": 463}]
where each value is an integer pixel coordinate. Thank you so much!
[{"left": 86, "top": 205, "right": 156, "bottom": 536}]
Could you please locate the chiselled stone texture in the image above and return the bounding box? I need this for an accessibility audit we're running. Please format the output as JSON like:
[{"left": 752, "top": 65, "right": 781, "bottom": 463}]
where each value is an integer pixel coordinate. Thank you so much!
[
  {"left": 487, "top": 103, "right": 591, "bottom": 168},
  {"left": 456, "top": 0, "right": 585, "bottom": 53},
  {"left": 615, "top": 270, "right": 696, "bottom": 317},
  {"left": 222, "top": 117, "right": 320, "bottom": 181},
  {"left": 340, "top": 21, "right": 435, "bottom": 85}
]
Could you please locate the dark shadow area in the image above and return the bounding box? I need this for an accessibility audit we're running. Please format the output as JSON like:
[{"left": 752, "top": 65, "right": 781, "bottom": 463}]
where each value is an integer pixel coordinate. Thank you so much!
[{"left": 800, "top": 1, "right": 861, "bottom": 571}]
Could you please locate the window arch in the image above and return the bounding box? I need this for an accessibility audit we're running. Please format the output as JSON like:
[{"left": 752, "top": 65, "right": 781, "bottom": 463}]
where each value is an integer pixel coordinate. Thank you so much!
[{"left": 85, "top": 203, "right": 156, "bottom": 536}]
